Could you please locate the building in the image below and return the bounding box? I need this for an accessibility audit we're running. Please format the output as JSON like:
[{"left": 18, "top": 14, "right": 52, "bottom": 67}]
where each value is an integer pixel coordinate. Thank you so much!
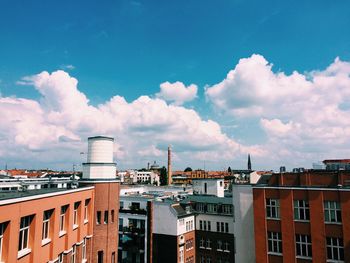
[
  {"left": 181, "top": 195, "right": 235, "bottom": 263},
  {"left": 0, "top": 135, "right": 121, "bottom": 263},
  {"left": 192, "top": 178, "right": 224, "bottom": 197},
  {"left": 253, "top": 170, "right": 350, "bottom": 263},
  {"left": 323, "top": 159, "right": 350, "bottom": 170},
  {"left": 118, "top": 195, "right": 153, "bottom": 263},
  {"left": 152, "top": 200, "right": 195, "bottom": 263},
  {"left": 118, "top": 170, "right": 160, "bottom": 185},
  {"left": 0, "top": 180, "right": 94, "bottom": 263}
]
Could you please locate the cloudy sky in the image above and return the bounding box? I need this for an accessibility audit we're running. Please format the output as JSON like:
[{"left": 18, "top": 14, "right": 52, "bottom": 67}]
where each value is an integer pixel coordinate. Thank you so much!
[{"left": 1, "top": 0, "right": 350, "bottom": 171}]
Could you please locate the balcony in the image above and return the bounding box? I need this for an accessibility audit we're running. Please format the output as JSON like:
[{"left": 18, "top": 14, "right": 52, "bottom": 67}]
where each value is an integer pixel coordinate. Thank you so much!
[
  {"left": 120, "top": 226, "right": 146, "bottom": 236},
  {"left": 119, "top": 206, "right": 147, "bottom": 215}
]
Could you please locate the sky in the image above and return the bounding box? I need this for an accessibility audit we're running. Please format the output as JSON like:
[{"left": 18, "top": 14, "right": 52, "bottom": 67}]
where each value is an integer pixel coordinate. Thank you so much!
[{"left": 1, "top": 0, "right": 350, "bottom": 171}]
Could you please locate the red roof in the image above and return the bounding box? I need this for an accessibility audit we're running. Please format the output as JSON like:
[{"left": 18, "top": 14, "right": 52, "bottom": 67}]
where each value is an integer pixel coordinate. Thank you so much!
[{"left": 323, "top": 159, "right": 350, "bottom": 164}]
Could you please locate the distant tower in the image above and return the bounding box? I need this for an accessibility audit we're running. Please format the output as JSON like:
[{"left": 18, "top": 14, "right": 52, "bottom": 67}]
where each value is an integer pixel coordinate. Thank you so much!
[
  {"left": 80, "top": 136, "right": 120, "bottom": 263},
  {"left": 168, "top": 145, "right": 172, "bottom": 185},
  {"left": 248, "top": 154, "right": 252, "bottom": 170}
]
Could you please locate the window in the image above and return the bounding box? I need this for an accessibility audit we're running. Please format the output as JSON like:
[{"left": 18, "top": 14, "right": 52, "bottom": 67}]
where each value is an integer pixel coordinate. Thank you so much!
[
  {"left": 294, "top": 200, "right": 310, "bottom": 221},
  {"left": 204, "top": 183, "right": 207, "bottom": 194},
  {"left": 111, "top": 210, "right": 115, "bottom": 223},
  {"left": 120, "top": 201, "right": 124, "bottom": 209},
  {"left": 82, "top": 238, "right": 87, "bottom": 261},
  {"left": 58, "top": 253, "right": 63, "bottom": 263},
  {"left": 104, "top": 211, "right": 108, "bottom": 224},
  {"left": 200, "top": 256, "right": 205, "bottom": 263},
  {"left": 119, "top": 218, "right": 123, "bottom": 230},
  {"left": 73, "top": 202, "right": 80, "bottom": 226},
  {"left": 217, "top": 240, "right": 222, "bottom": 251},
  {"left": 295, "top": 234, "right": 312, "bottom": 258},
  {"left": 203, "top": 221, "right": 207, "bottom": 230},
  {"left": 326, "top": 237, "right": 344, "bottom": 261},
  {"left": 206, "top": 257, "right": 211, "bottom": 263},
  {"left": 206, "top": 239, "right": 211, "bottom": 249},
  {"left": 267, "top": 232, "right": 282, "bottom": 255},
  {"left": 217, "top": 222, "right": 220, "bottom": 232},
  {"left": 42, "top": 210, "right": 52, "bottom": 241},
  {"left": 208, "top": 221, "right": 211, "bottom": 231},
  {"left": 18, "top": 215, "right": 32, "bottom": 252},
  {"left": 225, "top": 223, "right": 229, "bottom": 233},
  {"left": 222, "top": 205, "right": 232, "bottom": 215},
  {"left": 196, "top": 203, "right": 205, "bottom": 212},
  {"left": 266, "top": 199, "right": 280, "bottom": 219},
  {"left": 71, "top": 245, "right": 76, "bottom": 263},
  {"left": 221, "top": 222, "right": 224, "bottom": 232},
  {"left": 84, "top": 199, "right": 90, "bottom": 222},
  {"left": 60, "top": 205, "right": 68, "bottom": 233},
  {"left": 199, "top": 238, "right": 205, "bottom": 248},
  {"left": 199, "top": 220, "right": 203, "bottom": 230},
  {"left": 207, "top": 204, "right": 217, "bottom": 213},
  {"left": 98, "top": 250, "right": 104, "bottom": 263},
  {"left": 324, "top": 201, "right": 342, "bottom": 223},
  {"left": 0, "top": 222, "right": 7, "bottom": 262},
  {"left": 97, "top": 211, "right": 101, "bottom": 225},
  {"left": 112, "top": 252, "right": 115, "bottom": 263},
  {"left": 224, "top": 242, "right": 230, "bottom": 252}
]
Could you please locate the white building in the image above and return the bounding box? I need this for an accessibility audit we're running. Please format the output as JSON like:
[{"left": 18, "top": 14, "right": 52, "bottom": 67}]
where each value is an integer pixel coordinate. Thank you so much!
[
  {"left": 118, "top": 170, "right": 160, "bottom": 185},
  {"left": 192, "top": 178, "right": 224, "bottom": 197}
]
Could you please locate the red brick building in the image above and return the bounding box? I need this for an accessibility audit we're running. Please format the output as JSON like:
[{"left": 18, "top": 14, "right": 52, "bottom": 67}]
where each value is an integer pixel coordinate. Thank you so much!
[{"left": 253, "top": 170, "right": 350, "bottom": 263}]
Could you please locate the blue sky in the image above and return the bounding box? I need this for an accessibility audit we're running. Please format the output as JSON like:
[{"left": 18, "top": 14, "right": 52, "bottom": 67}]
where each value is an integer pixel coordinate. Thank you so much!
[{"left": 1, "top": 0, "right": 350, "bottom": 171}]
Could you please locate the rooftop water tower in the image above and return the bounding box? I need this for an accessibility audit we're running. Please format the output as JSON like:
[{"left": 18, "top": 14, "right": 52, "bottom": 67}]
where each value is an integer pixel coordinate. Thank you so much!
[{"left": 82, "top": 136, "right": 116, "bottom": 179}]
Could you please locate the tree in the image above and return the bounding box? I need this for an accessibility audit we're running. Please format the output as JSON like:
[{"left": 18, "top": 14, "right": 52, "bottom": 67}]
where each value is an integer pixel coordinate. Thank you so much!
[
  {"left": 184, "top": 167, "right": 192, "bottom": 172},
  {"left": 228, "top": 166, "right": 232, "bottom": 173},
  {"left": 160, "top": 166, "right": 168, "bottom": 186}
]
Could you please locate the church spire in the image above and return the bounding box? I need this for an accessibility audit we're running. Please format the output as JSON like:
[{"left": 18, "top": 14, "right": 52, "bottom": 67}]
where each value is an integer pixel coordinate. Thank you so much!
[{"left": 248, "top": 154, "right": 252, "bottom": 170}]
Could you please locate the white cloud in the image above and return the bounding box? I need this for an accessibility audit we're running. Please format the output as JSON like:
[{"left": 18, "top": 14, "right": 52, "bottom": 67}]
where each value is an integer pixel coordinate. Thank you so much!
[
  {"left": 60, "top": 64, "right": 75, "bottom": 70},
  {"left": 0, "top": 70, "right": 256, "bottom": 170},
  {"left": 156, "top": 81, "right": 197, "bottom": 105},
  {"left": 206, "top": 54, "right": 350, "bottom": 168}
]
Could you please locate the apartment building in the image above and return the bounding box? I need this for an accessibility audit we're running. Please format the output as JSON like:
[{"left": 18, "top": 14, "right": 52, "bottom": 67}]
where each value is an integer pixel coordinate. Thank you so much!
[
  {"left": 118, "top": 195, "right": 153, "bottom": 263},
  {"left": 0, "top": 135, "right": 121, "bottom": 263},
  {"left": 253, "top": 170, "right": 350, "bottom": 263},
  {"left": 152, "top": 201, "right": 195, "bottom": 263},
  {"left": 181, "top": 195, "right": 234, "bottom": 263},
  {"left": 0, "top": 186, "right": 94, "bottom": 262}
]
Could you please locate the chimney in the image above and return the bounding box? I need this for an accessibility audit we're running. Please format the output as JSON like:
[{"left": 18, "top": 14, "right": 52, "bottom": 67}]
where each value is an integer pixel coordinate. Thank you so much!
[{"left": 168, "top": 145, "right": 172, "bottom": 185}]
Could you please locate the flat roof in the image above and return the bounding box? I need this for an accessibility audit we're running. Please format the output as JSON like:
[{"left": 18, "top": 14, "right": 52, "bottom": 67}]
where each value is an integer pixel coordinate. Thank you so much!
[
  {"left": 0, "top": 186, "right": 94, "bottom": 204},
  {"left": 182, "top": 195, "right": 232, "bottom": 205}
]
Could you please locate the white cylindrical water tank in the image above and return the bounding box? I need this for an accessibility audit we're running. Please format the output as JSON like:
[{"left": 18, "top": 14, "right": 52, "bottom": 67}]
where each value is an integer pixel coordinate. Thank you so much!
[{"left": 87, "top": 136, "right": 114, "bottom": 163}]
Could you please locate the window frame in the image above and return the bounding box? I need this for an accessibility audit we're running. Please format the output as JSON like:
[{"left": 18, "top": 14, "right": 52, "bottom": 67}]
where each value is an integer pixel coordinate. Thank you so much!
[
  {"left": 326, "top": 237, "right": 344, "bottom": 262},
  {"left": 295, "top": 234, "right": 312, "bottom": 259},
  {"left": 266, "top": 199, "right": 280, "bottom": 219},
  {"left": 42, "top": 210, "right": 52, "bottom": 241},
  {"left": 18, "top": 215, "right": 32, "bottom": 253},
  {"left": 267, "top": 231, "right": 282, "bottom": 255},
  {"left": 294, "top": 200, "right": 310, "bottom": 221},
  {"left": 0, "top": 222, "right": 6, "bottom": 262},
  {"left": 59, "top": 205, "right": 68, "bottom": 234},
  {"left": 324, "top": 201, "right": 342, "bottom": 224}
]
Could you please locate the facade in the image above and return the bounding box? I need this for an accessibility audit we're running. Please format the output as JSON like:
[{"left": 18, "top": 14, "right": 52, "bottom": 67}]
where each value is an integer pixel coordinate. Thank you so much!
[
  {"left": 0, "top": 136, "right": 121, "bottom": 263},
  {"left": 152, "top": 201, "right": 195, "bottom": 263},
  {"left": 253, "top": 170, "right": 350, "bottom": 263},
  {"left": 118, "top": 196, "right": 153, "bottom": 263},
  {"left": 181, "top": 195, "right": 235, "bottom": 263},
  {"left": 0, "top": 186, "right": 94, "bottom": 263},
  {"left": 192, "top": 179, "right": 224, "bottom": 197},
  {"left": 118, "top": 170, "right": 160, "bottom": 185}
]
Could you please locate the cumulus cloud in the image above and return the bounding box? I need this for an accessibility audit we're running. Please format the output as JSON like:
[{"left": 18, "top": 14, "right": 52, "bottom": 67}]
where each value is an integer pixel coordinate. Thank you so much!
[
  {"left": 156, "top": 81, "right": 197, "bottom": 105},
  {"left": 0, "top": 71, "right": 254, "bottom": 169},
  {"left": 206, "top": 54, "right": 350, "bottom": 168}
]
